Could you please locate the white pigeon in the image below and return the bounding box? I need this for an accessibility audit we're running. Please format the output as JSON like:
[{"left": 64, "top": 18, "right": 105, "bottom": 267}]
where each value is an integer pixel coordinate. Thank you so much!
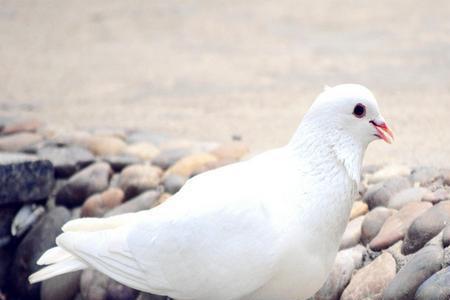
[{"left": 29, "top": 84, "right": 393, "bottom": 300}]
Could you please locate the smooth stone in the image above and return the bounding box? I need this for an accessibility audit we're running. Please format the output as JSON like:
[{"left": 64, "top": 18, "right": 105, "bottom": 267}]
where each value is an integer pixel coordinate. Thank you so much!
[
  {"left": 105, "top": 278, "right": 139, "bottom": 300},
  {"left": 11, "top": 204, "right": 45, "bottom": 238},
  {"left": 341, "top": 252, "right": 396, "bottom": 300},
  {"left": 9, "top": 207, "right": 71, "bottom": 299},
  {"left": 388, "top": 187, "right": 429, "bottom": 209},
  {"left": 369, "top": 201, "right": 432, "bottom": 251},
  {"left": 152, "top": 147, "right": 195, "bottom": 170},
  {"left": 415, "top": 266, "right": 450, "bottom": 300},
  {"left": 210, "top": 142, "right": 249, "bottom": 160},
  {"left": 361, "top": 207, "right": 396, "bottom": 245},
  {"left": 126, "top": 131, "right": 168, "bottom": 146},
  {"left": 102, "top": 155, "right": 141, "bottom": 172},
  {"left": 123, "top": 142, "right": 160, "bottom": 161},
  {"left": 312, "top": 245, "right": 366, "bottom": 300},
  {"left": 0, "top": 118, "right": 43, "bottom": 135},
  {"left": 340, "top": 216, "right": 364, "bottom": 250},
  {"left": 443, "top": 225, "right": 450, "bottom": 248},
  {"left": 41, "top": 271, "right": 81, "bottom": 300},
  {"left": 409, "top": 166, "right": 442, "bottom": 185},
  {"left": 106, "top": 190, "right": 161, "bottom": 216},
  {"left": 0, "top": 154, "right": 54, "bottom": 205},
  {"left": 350, "top": 201, "right": 368, "bottom": 220},
  {"left": 118, "top": 164, "right": 162, "bottom": 199},
  {"left": 386, "top": 241, "right": 412, "bottom": 272},
  {"left": 383, "top": 244, "right": 443, "bottom": 300},
  {"left": 0, "top": 206, "right": 19, "bottom": 247},
  {"left": 56, "top": 162, "right": 112, "bottom": 208},
  {"left": 402, "top": 200, "right": 450, "bottom": 254},
  {"left": 363, "top": 176, "right": 411, "bottom": 209},
  {"left": 362, "top": 164, "right": 381, "bottom": 176},
  {"left": 85, "top": 135, "right": 127, "bottom": 156},
  {"left": 190, "top": 157, "right": 237, "bottom": 177},
  {"left": 423, "top": 188, "right": 450, "bottom": 204},
  {"left": 164, "top": 153, "right": 218, "bottom": 178},
  {"left": 80, "top": 269, "right": 109, "bottom": 300},
  {"left": 0, "top": 132, "right": 43, "bottom": 152},
  {"left": 163, "top": 174, "right": 187, "bottom": 194},
  {"left": 365, "top": 165, "right": 411, "bottom": 185},
  {"left": 137, "top": 292, "right": 170, "bottom": 300},
  {"left": 37, "top": 145, "right": 95, "bottom": 178},
  {"left": 81, "top": 188, "right": 125, "bottom": 217}
]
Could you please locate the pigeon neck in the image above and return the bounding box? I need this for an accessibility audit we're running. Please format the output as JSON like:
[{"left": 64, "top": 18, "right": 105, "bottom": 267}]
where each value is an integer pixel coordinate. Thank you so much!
[{"left": 288, "top": 120, "right": 365, "bottom": 183}]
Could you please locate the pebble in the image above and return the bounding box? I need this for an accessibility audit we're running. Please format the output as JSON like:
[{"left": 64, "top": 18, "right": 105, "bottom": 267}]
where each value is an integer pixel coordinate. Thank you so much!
[
  {"left": 312, "top": 245, "right": 366, "bottom": 300},
  {"left": 56, "top": 162, "right": 112, "bottom": 208},
  {"left": 126, "top": 131, "right": 168, "bottom": 146},
  {"left": 210, "top": 142, "right": 249, "bottom": 160},
  {"left": 363, "top": 176, "right": 411, "bottom": 209},
  {"left": 84, "top": 135, "right": 127, "bottom": 156},
  {"left": 388, "top": 187, "right": 428, "bottom": 209},
  {"left": 415, "top": 266, "right": 450, "bottom": 300},
  {"left": 123, "top": 142, "right": 160, "bottom": 161},
  {"left": 152, "top": 147, "right": 196, "bottom": 170},
  {"left": 0, "top": 132, "right": 43, "bottom": 152},
  {"left": 340, "top": 252, "right": 396, "bottom": 300},
  {"left": 102, "top": 154, "right": 141, "bottom": 172},
  {"left": 80, "top": 269, "right": 109, "bottom": 300},
  {"left": 422, "top": 188, "right": 450, "bottom": 204},
  {"left": 365, "top": 164, "right": 411, "bottom": 185},
  {"left": 383, "top": 244, "right": 444, "bottom": 300},
  {"left": 340, "top": 216, "right": 364, "bottom": 250},
  {"left": 164, "top": 153, "right": 218, "bottom": 178},
  {"left": 409, "top": 166, "right": 442, "bottom": 185},
  {"left": 361, "top": 207, "right": 396, "bottom": 245},
  {"left": 41, "top": 271, "right": 81, "bottom": 300},
  {"left": 106, "top": 278, "right": 139, "bottom": 300},
  {"left": 37, "top": 145, "right": 95, "bottom": 178},
  {"left": 163, "top": 174, "right": 187, "bottom": 194},
  {"left": 105, "top": 190, "right": 161, "bottom": 216},
  {"left": 369, "top": 201, "right": 432, "bottom": 251},
  {"left": 11, "top": 204, "right": 45, "bottom": 237},
  {"left": 443, "top": 224, "right": 450, "bottom": 247},
  {"left": 0, "top": 153, "right": 54, "bottom": 205},
  {"left": 118, "top": 164, "right": 162, "bottom": 199},
  {"left": 9, "top": 207, "right": 71, "bottom": 299},
  {"left": 350, "top": 201, "right": 368, "bottom": 220},
  {"left": 81, "top": 188, "right": 125, "bottom": 217},
  {"left": 0, "top": 118, "right": 43, "bottom": 135},
  {"left": 402, "top": 200, "right": 450, "bottom": 254}
]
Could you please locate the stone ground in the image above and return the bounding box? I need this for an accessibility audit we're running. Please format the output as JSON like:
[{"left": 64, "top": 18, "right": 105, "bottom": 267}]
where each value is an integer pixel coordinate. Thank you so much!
[{"left": 1, "top": 0, "right": 450, "bottom": 167}]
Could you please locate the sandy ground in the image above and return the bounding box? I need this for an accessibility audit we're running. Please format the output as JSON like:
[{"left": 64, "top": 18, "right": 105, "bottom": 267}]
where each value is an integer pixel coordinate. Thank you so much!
[{"left": 0, "top": 0, "right": 449, "bottom": 167}]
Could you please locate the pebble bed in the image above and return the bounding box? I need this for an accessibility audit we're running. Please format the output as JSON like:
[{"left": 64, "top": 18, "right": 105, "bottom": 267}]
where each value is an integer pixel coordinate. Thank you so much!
[{"left": 0, "top": 117, "right": 449, "bottom": 300}]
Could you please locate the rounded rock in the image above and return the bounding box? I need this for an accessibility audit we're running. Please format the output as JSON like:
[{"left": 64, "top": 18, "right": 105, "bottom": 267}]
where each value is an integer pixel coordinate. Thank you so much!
[
  {"left": 369, "top": 201, "right": 432, "bottom": 251},
  {"left": 388, "top": 187, "right": 428, "bottom": 209},
  {"left": 361, "top": 207, "right": 396, "bottom": 245},
  {"left": 123, "top": 142, "right": 160, "bottom": 161},
  {"left": 363, "top": 176, "right": 411, "bottom": 209},
  {"left": 383, "top": 244, "right": 444, "bottom": 300},
  {"left": 81, "top": 188, "right": 125, "bottom": 217},
  {"left": 118, "top": 164, "right": 162, "bottom": 199},
  {"left": 106, "top": 190, "right": 161, "bottom": 216},
  {"left": 164, "top": 153, "right": 218, "bottom": 178},
  {"left": 340, "top": 216, "right": 364, "bottom": 250},
  {"left": 56, "top": 162, "right": 113, "bottom": 208},
  {"left": 0, "top": 132, "right": 43, "bottom": 152},
  {"left": 341, "top": 252, "right": 396, "bottom": 300},
  {"left": 163, "top": 174, "right": 187, "bottom": 194},
  {"left": 210, "top": 142, "right": 249, "bottom": 160},
  {"left": 415, "top": 266, "right": 450, "bottom": 300},
  {"left": 152, "top": 147, "right": 196, "bottom": 170},
  {"left": 350, "top": 201, "right": 368, "bottom": 220},
  {"left": 85, "top": 135, "right": 127, "bottom": 156}
]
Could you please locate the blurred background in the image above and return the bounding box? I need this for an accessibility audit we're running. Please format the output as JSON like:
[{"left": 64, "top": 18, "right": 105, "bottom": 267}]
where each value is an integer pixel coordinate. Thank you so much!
[{"left": 1, "top": 0, "right": 449, "bottom": 166}]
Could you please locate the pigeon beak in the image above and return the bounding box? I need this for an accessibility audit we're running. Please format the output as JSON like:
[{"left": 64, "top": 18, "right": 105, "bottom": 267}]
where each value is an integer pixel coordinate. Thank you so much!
[{"left": 370, "top": 118, "right": 394, "bottom": 144}]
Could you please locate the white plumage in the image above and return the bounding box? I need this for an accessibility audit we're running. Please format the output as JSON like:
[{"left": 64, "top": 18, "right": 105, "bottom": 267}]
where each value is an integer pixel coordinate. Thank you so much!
[{"left": 30, "top": 84, "right": 392, "bottom": 300}]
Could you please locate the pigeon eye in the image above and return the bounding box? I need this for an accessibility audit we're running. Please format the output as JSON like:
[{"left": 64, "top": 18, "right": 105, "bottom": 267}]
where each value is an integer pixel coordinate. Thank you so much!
[{"left": 353, "top": 103, "right": 366, "bottom": 118}]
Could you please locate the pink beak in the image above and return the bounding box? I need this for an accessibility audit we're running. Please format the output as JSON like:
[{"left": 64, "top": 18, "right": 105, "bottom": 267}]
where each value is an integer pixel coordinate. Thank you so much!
[{"left": 370, "top": 119, "right": 394, "bottom": 144}]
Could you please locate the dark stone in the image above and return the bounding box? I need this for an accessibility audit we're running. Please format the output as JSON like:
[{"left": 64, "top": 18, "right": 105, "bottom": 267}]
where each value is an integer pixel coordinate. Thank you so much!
[
  {"left": 102, "top": 155, "right": 141, "bottom": 172},
  {"left": 105, "top": 278, "right": 139, "bottom": 300},
  {"left": 383, "top": 244, "right": 443, "bottom": 300},
  {"left": 363, "top": 177, "right": 411, "bottom": 209},
  {"left": 106, "top": 190, "right": 161, "bottom": 216},
  {"left": 9, "top": 206, "right": 71, "bottom": 299},
  {"left": 0, "top": 153, "right": 54, "bottom": 205},
  {"left": 415, "top": 266, "right": 450, "bottom": 300},
  {"left": 162, "top": 174, "right": 187, "bottom": 194},
  {"left": 0, "top": 206, "right": 19, "bottom": 247},
  {"left": 402, "top": 201, "right": 450, "bottom": 255},
  {"left": 56, "top": 162, "right": 112, "bottom": 208},
  {"left": 0, "top": 245, "right": 13, "bottom": 288},
  {"left": 137, "top": 292, "right": 171, "bottom": 300},
  {"left": 38, "top": 146, "right": 95, "bottom": 178},
  {"left": 361, "top": 207, "right": 395, "bottom": 245},
  {"left": 152, "top": 148, "right": 194, "bottom": 170},
  {"left": 41, "top": 271, "right": 81, "bottom": 300},
  {"left": 80, "top": 269, "right": 139, "bottom": 300}
]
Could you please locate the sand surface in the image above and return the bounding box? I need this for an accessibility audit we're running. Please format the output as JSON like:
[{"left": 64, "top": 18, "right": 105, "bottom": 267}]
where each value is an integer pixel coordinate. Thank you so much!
[{"left": 1, "top": 0, "right": 449, "bottom": 167}]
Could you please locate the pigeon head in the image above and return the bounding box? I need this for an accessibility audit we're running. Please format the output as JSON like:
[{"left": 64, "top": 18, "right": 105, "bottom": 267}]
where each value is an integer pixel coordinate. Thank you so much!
[{"left": 305, "top": 84, "right": 394, "bottom": 147}]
